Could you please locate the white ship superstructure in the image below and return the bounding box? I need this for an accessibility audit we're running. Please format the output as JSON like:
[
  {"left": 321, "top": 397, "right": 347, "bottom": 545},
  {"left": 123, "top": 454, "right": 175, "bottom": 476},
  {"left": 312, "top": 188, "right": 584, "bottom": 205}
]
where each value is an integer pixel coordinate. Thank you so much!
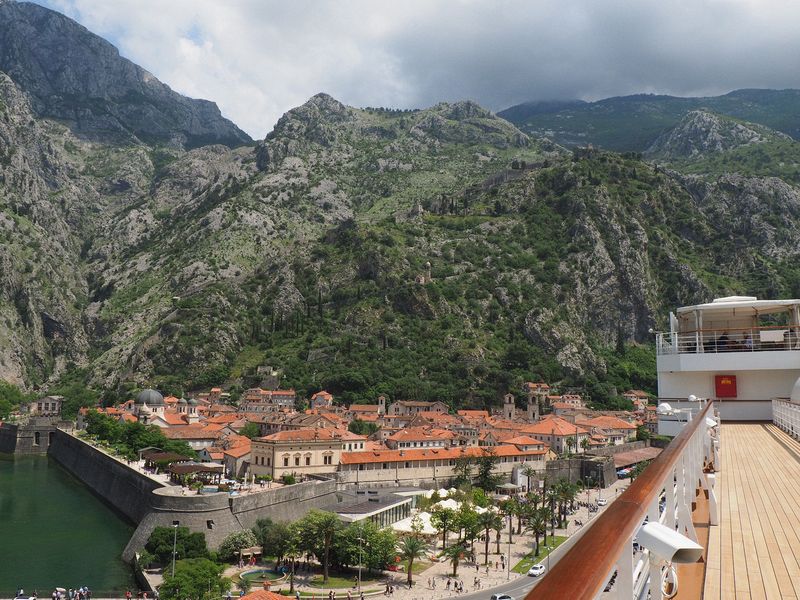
[{"left": 656, "top": 295, "right": 800, "bottom": 422}]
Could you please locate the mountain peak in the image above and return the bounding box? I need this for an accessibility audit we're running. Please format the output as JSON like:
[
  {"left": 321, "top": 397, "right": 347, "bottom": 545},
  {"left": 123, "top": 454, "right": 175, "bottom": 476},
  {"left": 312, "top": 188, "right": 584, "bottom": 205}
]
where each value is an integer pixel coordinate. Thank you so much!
[
  {"left": 645, "top": 109, "right": 789, "bottom": 159},
  {"left": 0, "top": 1, "right": 251, "bottom": 149}
]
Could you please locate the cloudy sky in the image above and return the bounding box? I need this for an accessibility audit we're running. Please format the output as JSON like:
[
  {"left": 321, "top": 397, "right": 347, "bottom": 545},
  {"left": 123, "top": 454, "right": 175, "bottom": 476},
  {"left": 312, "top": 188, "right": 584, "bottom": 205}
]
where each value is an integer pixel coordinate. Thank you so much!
[{"left": 36, "top": 0, "right": 800, "bottom": 140}]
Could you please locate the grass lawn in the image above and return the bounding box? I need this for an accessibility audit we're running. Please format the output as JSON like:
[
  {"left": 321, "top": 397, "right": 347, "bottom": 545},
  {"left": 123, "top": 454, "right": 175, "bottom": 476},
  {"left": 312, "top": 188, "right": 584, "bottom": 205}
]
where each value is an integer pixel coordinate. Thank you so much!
[
  {"left": 308, "top": 574, "right": 382, "bottom": 589},
  {"left": 512, "top": 535, "right": 568, "bottom": 574}
]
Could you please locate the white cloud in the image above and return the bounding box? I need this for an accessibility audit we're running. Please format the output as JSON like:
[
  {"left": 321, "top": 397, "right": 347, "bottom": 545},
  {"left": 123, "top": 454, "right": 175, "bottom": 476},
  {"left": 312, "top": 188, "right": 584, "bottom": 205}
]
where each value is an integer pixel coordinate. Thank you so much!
[{"left": 37, "top": 0, "right": 800, "bottom": 139}]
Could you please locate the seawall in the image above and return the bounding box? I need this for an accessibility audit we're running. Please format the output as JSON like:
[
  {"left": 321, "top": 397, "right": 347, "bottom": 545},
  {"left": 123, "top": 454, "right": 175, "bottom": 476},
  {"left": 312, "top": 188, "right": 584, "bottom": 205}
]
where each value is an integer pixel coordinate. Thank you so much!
[{"left": 48, "top": 429, "right": 165, "bottom": 524}]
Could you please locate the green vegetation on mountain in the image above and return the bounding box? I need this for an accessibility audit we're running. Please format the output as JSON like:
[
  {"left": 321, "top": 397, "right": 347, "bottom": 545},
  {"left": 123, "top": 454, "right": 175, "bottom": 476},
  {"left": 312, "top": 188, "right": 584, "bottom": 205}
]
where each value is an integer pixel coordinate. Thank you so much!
[
  {"left": 3, "top": 4, "right": 800, "bottom": 413},
  {"left": 500, "top": 89, "right": 800, "bottom": 151}
]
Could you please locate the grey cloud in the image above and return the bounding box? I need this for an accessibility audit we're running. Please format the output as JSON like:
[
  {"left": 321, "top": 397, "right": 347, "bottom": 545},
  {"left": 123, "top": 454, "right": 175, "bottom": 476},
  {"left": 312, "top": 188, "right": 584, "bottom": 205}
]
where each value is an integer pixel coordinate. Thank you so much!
[{"left": 36, "top": 0, "right": 800, "bottom": 138}]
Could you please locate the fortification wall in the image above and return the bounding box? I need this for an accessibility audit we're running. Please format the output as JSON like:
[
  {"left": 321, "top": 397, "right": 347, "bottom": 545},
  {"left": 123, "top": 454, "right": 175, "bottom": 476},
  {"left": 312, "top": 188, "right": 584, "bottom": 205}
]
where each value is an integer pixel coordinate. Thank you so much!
[
  {"left": 123, "top": 488, "right": 242, "bottom": 562},
  {"left": 544, "top": 457, "right": 616, "bottom": 487},
  {"left": 123, "top": 478, "right": 340, "bottom": 561},
  {"left": 48, "top": 429, "right": 164, "bottom": 523},
  {"left": 586, "top": 440, "right": 649, "bottom": 457},
  {"left": 231, "top": 478, "right": 339, "bottom": 528},
  {"left": 0, "top": 423, "right": 18, "bottom": 454}
]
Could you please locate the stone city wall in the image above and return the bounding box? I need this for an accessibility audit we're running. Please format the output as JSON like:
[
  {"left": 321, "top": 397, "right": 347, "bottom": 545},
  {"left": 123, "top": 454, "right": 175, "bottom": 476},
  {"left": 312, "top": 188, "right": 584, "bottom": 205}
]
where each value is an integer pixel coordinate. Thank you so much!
[
  {"left": 585, "top": 440, "right": 649, "bottom": 457},
  {"left": 0, "top": 423, "right": 18, "bottom": 454},
  {"left": 123, "top": 478, "right": 341, "bottom": 561},
  {"left": 230, "top": 477, "right": 339, "bottom": 528},
  {"left": 48, "top": 429, "right": 164, "bottom": 523}
]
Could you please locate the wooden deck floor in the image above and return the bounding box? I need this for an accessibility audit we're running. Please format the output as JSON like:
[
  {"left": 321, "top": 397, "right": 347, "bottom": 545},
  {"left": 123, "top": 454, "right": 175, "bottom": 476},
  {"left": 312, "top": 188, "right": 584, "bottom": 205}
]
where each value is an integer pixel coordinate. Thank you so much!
[{"left": 704, "top": 423, "right": 800, "bottom": 599}]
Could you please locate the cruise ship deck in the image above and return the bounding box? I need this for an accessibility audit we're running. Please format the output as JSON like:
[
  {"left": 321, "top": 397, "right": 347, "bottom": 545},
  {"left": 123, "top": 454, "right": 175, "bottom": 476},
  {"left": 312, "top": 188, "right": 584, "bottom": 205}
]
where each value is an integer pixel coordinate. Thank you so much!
[{"left": 704, "top": 422, "right": 800, "bottom": 599}]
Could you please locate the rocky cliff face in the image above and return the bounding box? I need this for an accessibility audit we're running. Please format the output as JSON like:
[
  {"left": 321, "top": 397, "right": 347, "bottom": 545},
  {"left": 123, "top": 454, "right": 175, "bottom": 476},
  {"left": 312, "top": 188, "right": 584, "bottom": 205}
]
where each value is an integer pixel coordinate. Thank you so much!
[
  {"left": 3, "top": 5, "right": 800, "bottom": 405},
  {"left": 0, "top": 0, "right": 251, "bottom": 149},
  {"left": 646, "top": 110, "right": 790, "bottom": 160}
]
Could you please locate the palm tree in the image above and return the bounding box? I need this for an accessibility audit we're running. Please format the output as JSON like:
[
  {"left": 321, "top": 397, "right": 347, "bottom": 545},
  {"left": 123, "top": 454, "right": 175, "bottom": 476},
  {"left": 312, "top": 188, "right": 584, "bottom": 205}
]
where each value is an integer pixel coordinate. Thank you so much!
[
  {"left": 521, "top": 464, "right": 538, "bottom": 493},
  {"left": 440, "top": 542, "right": 471, "bottom": 577},
  {"left": 304, "top": 510, "right": 341, "bottom": 584},
  {"left": 526, "top": 491, "right": 542, "bottom": 511},
  {"left": 565, "top": 435, "right": 576, "bottom": 455},
  {"left": 477, "top": 511, "right": 503, "bottom": 565},
  {"left": 493, "top": 514, "right": 504, "bottom": 555},
  {"left": 545, "top": 487, "right": 559, "bottom": 537},
  {"left": 580, "top": 436, "right": 590, "bottom": 453},
  {"left": 398, "top": 536, "right": 429, "bottom": 587},
  {"left": 502, "top": 499, "right": 518, "bottom": 543},
  {"left": 525, "top": 508, "right": 548, "bottom": 557}
]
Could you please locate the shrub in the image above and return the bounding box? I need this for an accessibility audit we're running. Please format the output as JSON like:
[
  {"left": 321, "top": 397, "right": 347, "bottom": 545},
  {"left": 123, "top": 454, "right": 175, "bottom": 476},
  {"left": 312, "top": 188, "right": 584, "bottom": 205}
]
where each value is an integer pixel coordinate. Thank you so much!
[{"left": 218, "top": 529, "right": 259, "bottom": 561}]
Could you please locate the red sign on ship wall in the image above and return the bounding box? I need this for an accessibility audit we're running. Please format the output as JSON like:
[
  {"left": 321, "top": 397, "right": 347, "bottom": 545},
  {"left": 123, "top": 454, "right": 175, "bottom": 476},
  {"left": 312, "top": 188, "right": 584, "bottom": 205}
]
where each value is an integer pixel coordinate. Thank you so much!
[{"left": 715, "top": 375, "right": 737, "bottom": 398}]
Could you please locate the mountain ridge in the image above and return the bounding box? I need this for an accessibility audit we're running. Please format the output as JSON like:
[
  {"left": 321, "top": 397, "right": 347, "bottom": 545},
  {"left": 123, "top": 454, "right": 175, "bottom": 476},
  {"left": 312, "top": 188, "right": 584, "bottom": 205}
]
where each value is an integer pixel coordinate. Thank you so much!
[
  {"left": 0, "top": 0, "right": 251, "bottom": 149},
  {"left": 499, "top": 89, "right": 800, "bottom": 151}
]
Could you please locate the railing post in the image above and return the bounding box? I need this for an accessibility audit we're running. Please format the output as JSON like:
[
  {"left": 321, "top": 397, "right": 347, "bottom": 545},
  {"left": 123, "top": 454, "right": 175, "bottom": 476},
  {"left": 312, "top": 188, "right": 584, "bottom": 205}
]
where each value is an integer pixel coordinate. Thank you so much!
[{"left": 615, "top": 535, "right": 635, "bottom": 599}]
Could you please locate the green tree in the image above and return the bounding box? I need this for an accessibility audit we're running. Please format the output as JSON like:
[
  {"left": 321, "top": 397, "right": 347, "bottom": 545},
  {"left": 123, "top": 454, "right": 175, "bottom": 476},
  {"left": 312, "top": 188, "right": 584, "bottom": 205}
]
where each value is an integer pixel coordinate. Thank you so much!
[
  {"left": 397, "top": 536, "right": 429, "bottom": 587},
  {"left": 296, "top": 510, "right": 342, "bottom": 583},
  {"left": 49, "top": 369, "right": 99, "bottom": 419},
  {"left": 475, "top": 452, "right": 502, "bottom": 491},
  {"left": 521, "top": 464, "right": 538, "bottom": 494},
  {"left": 452, "top": 456, "right": 473, "bottom": 487},
  {"left": 348, "top": 418, "right": 379, "bottom": 436},
  {"left": 636, "top": 425, "right": 651, "bottom": 441},
  {"left": 477, "top": 510, "right": 503, "bottom": 565},
  {"left": 524, "top": 507, "right": 548, "bottom": 557},
  {"left": 252, "top": 518, "right": 289, "bottom": 561},
  {"left": 430, "top": 506, "right": 456, "bottom": 550},
  {"left": 159, "top": 558, "right": 229, "bottom": 600},
  {"left": 565, "top": 435, "right": 576, "bottom": 455},
  {"left": 145, "top": 526, "right": 208, "bottom": 565},
  {"left": 580, "top": 436, "right": 590, "bottom": 452},
  {"left": 440, "top": 542, "right": 471, "bottom": 577},
  {"left": 0, "top": 380, "right": 33, "bottom": 418},
  {"left": 218, "top": 529, "right": 259, "bottom": 561},
  {"left": 239, "top": 422, "right": 261, "bottom": 439}
]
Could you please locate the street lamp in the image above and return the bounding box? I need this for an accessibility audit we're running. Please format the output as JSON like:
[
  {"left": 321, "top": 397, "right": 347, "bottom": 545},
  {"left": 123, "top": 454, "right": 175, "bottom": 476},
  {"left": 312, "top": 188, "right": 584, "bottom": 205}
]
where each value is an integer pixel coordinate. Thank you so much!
[
  {"left": 507, "top": 515, "right": 512, "bottom": 580},
  {"left": 171, "top": 522, "right": 179, "bottom": 577}
]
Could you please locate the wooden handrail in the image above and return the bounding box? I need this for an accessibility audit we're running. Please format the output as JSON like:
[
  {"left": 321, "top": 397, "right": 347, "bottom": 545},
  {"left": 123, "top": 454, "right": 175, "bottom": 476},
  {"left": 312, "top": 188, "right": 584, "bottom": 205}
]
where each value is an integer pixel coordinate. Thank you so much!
[{"left": 527, "top": 401, "right": 714, "bottom": 600}]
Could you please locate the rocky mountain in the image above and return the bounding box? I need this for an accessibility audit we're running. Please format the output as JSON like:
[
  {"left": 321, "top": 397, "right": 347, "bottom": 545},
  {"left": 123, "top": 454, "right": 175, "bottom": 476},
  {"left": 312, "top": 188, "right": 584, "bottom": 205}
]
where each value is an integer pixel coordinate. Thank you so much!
[
  {"left": 0, "top": 0, "right": 251, "bottom": 149},
  {"left": 499, "top": 89, "right": 800, "bottom": 152},
  {"left": 5, "top": 69, "right": 800, "bottom": 409},
  {"left": 4, "top": 5, "right": 800, "bottom": 411},
  {"left": 645, "top": 110, "right": 791, "bottom": 160}
]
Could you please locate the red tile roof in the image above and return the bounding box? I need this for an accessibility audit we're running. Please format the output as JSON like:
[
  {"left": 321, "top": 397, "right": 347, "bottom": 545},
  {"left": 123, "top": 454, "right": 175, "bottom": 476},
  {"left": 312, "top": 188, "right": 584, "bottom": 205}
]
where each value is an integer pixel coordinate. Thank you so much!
[
  {"left": 256, "top": 427, "right": 365, "bottom": 443},
  {"left": 520, "top": 416, "right": 589, "bottom": 436},
  {"left": 386, "top": 427, "right": 457, "bottom": 442},
  {"left": 339, "top": 443, "right": 548, "bottom": 465},
  {"left": 576, "top": 416, "right": 637, "bottom": 430}
]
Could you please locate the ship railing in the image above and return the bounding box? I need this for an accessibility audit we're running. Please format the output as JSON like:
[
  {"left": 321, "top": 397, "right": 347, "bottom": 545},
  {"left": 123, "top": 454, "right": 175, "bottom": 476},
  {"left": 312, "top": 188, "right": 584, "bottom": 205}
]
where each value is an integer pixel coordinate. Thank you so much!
[
  {"left": 773, "top": 399, "right": 800, "bottom": 440},
  {"left": 528, "top": 401, "right": 718, "bottom": 600},
  {"left": 656, "top": 325, "right": 800, "bottom": 355}
]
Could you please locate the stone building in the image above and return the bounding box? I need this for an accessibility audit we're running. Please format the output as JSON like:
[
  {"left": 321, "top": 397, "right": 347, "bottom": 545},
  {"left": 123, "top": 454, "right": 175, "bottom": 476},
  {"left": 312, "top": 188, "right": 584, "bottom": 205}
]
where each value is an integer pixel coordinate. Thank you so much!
[
  {"left": 28, "top": 395, "right": 64, "bottom": 417},
  {"left": 250, "top": 427, "right": 367, "bottom": 479},
  {"left": 387, "top": 400, "right": 448, "bottom": 416}
]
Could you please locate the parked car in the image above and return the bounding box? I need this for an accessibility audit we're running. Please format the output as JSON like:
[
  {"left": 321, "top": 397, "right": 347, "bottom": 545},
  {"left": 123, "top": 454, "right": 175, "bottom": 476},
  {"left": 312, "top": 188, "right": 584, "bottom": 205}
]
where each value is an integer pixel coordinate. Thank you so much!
[
  {"left": 597, "top": 497, "right": 608, "bottom": 506},
  {"left": 490, "top": 594, "right": 515, "bottom": 600},
  {"left": 527, "top": 564, "right": 547, "bottom": 577}
]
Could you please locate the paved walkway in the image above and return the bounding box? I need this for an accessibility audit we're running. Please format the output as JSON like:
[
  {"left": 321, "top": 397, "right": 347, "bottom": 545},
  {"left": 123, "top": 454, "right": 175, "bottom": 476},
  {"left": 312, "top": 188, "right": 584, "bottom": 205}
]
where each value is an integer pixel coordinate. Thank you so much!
[{"left": 232, "top": 480, "right": 628, "bottom": 600}]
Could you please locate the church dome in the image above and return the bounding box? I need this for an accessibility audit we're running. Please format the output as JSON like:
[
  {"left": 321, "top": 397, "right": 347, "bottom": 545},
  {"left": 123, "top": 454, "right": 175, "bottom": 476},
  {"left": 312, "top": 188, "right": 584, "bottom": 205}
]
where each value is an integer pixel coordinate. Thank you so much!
[
  {"left": 177, "top": 397, "right": 188, "bottom": 405},
  {"left": 136, "top": 389, "right": 164, "bottom": 406},
  {"left": 187, "top": 398, "right": 198, "bottom": 406}
]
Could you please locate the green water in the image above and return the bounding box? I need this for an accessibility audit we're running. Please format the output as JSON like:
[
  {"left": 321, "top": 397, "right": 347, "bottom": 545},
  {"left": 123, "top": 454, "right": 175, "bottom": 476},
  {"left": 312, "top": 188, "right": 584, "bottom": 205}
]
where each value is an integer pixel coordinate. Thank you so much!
[{"left": 0, "top": 454, "right": 136, "bottom": 594}]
